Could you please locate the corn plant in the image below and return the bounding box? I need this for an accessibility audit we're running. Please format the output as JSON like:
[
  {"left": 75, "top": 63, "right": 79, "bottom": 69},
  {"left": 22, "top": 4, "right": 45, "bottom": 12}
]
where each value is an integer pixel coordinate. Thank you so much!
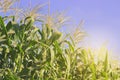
[
  {"left": 0, "top": 0, "right": 120, "bottom": 80},
  {"left": 0, "top": 15, "right": 120, "bottom": 80}
]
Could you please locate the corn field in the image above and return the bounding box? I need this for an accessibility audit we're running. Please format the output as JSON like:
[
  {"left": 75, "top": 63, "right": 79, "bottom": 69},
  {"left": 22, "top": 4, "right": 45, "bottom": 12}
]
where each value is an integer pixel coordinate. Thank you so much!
[{"left": 0, "top": 0, "right": 120, "bottom": 80}]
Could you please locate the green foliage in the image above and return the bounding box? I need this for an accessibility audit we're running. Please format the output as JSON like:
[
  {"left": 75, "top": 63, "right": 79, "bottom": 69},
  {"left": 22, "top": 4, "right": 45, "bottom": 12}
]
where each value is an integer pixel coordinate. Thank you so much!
[{"left": 0, "top": 15, "right": 120, "bottom": 80}]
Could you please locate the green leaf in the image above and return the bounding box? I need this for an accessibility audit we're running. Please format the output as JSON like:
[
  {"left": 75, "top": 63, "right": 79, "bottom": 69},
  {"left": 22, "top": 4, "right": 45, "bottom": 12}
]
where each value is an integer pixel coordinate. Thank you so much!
[
  {"left": 6, "top": 21, "right": 13, "bottom": 31},
  {"left": 0, "top": 16, "right": 5, "bottom": 27},
  {"left": 104, "top": 52, "right": 108, "bottom": 72}
]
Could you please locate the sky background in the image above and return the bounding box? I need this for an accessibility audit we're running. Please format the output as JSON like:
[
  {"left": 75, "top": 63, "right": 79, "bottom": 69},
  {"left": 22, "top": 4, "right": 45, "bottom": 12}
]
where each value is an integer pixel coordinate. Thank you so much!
[{"left": 19, "top": 0, "right": 120, "bottom": 57}]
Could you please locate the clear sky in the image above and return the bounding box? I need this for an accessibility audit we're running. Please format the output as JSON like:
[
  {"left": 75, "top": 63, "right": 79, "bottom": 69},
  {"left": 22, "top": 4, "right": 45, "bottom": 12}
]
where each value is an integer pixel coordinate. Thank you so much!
[{"left": 20, "top": 0, "right": 120, "bottom": 57}]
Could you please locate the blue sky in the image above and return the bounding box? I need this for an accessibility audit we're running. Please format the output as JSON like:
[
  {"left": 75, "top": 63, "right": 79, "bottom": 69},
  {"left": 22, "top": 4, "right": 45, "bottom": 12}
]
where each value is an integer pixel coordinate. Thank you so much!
[{"left": 20, "top": 0, "right": 120, "bottom": 56}]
